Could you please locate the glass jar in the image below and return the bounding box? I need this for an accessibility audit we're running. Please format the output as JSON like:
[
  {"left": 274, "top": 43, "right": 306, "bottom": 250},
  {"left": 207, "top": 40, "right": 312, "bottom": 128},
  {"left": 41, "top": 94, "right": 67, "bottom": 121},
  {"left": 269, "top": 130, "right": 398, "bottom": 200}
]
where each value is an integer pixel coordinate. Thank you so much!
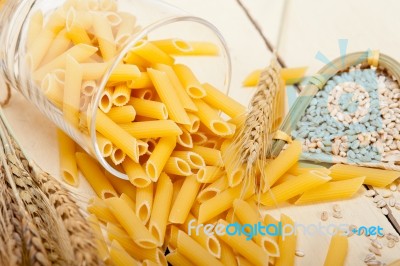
[{"left": 0, "top": 0, "right": 231, "bottom": 179}]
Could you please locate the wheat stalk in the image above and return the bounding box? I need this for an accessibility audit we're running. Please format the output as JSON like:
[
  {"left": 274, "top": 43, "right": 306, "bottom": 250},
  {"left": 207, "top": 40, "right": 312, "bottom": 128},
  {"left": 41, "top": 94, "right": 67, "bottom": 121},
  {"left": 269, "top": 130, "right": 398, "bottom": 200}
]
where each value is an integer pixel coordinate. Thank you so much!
[{"left": 227, "top": 58, "right": 282, "bottom": 195}]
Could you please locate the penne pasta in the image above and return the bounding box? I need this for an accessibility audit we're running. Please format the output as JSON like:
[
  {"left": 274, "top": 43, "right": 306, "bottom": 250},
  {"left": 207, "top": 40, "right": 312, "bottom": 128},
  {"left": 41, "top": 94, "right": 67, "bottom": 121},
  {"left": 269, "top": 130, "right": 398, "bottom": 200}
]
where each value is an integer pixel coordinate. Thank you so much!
[
  {"left": 194, "top": 99, "right": 234, "bottom": 136},
  {"left": 176, "top": 230, "right": 223, "bottom": 266},
  {"left": 136, "top": 183, "right": 153, "bottom": 224},
  {"left": 153, "top": 64, "right": 198, "bottom": 111},
  {"left": 202, "top": 83, "right": 246, "bottom": 118},
  {"left": 119, "top": 120, "right": 182, "bottom": 139},
  {"left": 189, "top": 145, "right": 223, "bottom": 166},
  {"left": 163, "top": 157, "right": 192, "bottom": 176},
  {"left": 275, "top": 214, "right": 297, "bottom": 266},
  {"left": 169, "top": 175, "right": 201, "bottom": 224},
  {"left": 263, "top": 141, "right": 302, "bottom": 191},
  {"left": 87, "top": 215, "right": 109, "bottom": 261},
  {"left": 149, "top": 173, "right": 173, "bottom": 245},
  {"left": 183, "top": 113, "right": 200, "bottom": 133},
  {"left": 81, "top": 62, "right": 109, "bottom": 80},
  {"left": 288, "top": 162, "right": 331, "bottom": 176},
  {"left": 99, "top": 0, "right": 117, "bottom": 11},
  {"left": 105, "top": 197, "right": 158, "bottom": 248},
  {"left": 107, "top": 106, "right": 136, "bottom": 124},
  {"left": 92, "top": 13, "right": 115, "bottom": 60},
  {"left": 123, "top": 51, "right": 151, "bottom": 68},
  {"left": 108, "top": 64, "right": 141, "bottom": 82},
  {"left": 198, "top": 183, "right": 253, "bottom": 223},
  {"left": 197, "top": 176, "right": 229, "bottom": 203},
  {"left": 97, "top": 133, "right": 113, "bottom": 157},
  {"left": 173, "top": 64, "right": 206, "bottom": 99},
  {"left": 145, "top": 136, "right": 176, "bottom": 182},
  {"left": 27, "top": 11, "right": 44, "bottom": 49},
  {"left": 63, "top": 55, "right": 83, "bottom": 128},
  {"left": 166, "top": 251, "right": 195, "bottom": 266},
  {"left": 57, "top": 129, "right": 79, "bottom": 186},
  {"left": 259, "top": 170, "right": 331, "bottom": 206},
  {"left": 147, "top": 68, "right": 191, "bottom": 125},
  {"left": 96, "top": 110, "right": 139, "bottom": 163},
  {"left": 122, "top": 157, "right": 151, "bottom": 187},
  {"left": 236, "top": 256, "right": 253, "bottom": 266},
  {"left": 242, "top": 69, "right": 261, "bottom": 87},
  {"left": 131, "top": 88, "right": 153, "bottom": 100},
  {"left": 81, "top": 80, "right": 97, "bottom": 96},
  {"left": 295, "top": 176, "right": 365, "bottom": 205},
  {"left": 191, "top": 132, "right": 208, "bottom": 145},
  {"left": 197, "top": 166, "right": 224, "bottom": 183},
  {"left": 110, "top": 146, "right": 126, "bottom": 165},
  {"left": 219, "top": 241, "right": 237, "bottom": 266},
  {"left": 99, "top": 87, "right": 113, "bottom": 113},
  {"left": 329, "top": 164, "right": 400, "bottom": 187},
  {"left": 324, "top": 233, "right": 348, "bottom": 266},
  {"left": 131, "top": 40, "right": 174, "bottom": 65},
  {"left": 109, "top": 240, "right": 140, "bottom": 266},
  {"left": 27, "top": 27, "right": 56, "bottom": 70},
  {"left": 41, "top": 29, "right": 72, "bottom": 65},
  {"left": 181, "top": 41, "right": 219, "bottom": 56},
  {"left": 128, "top": 97, "right": 168, "bottom": 120},
  {"left": 104, "top": 171, "right": 136, "bottom": 200},
  {"left": 177, "top": 128, "right": 193, "bottom": 148},
  {"left": 127, "top": 72, "right": 153, "bottom": 89},
  {"left": 121, "top": 192, "right": 136, "bottom": 211},
  {"left": 171, "top": 151, "right": 205, "bottom": 170},
  {"left": 76, "top": 152, "right": 117, "bottom": 199},
  {"left": 115, "top": 12, "right": 137, "bottom": 47},
  {"left": 87, "top": 197, "right": 118, "bottom": 224},
  {"left": 217, "top": 219, "right": 269, "bottom": 266},
  {"left": 233, "top": 199, "right": 279, "bottom": 257},
  {"left": 151, "top": 38, "right": 192, "bottom": 54},
  {"left": 112, "top": 83, "right": 131, "bottom": 106},
  {"left": 66, "top": 9, "right": 92, "bottom": 45}
]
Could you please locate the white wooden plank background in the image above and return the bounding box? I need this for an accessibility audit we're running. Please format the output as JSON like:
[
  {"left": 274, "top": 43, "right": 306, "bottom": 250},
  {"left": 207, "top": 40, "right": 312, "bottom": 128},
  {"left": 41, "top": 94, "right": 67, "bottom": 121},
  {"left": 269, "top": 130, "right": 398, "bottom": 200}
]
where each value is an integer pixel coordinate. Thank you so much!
[{"left": 2, "top": 0, "right": 400, "bottom": 265}]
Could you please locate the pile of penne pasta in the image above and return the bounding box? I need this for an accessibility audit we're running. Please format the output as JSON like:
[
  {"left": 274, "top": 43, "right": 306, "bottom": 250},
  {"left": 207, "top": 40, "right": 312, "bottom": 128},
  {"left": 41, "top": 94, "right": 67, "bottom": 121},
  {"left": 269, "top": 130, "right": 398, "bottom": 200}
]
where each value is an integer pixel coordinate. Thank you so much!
[{"left": 25, "top": 0, "right": 400, "bottom": 265}]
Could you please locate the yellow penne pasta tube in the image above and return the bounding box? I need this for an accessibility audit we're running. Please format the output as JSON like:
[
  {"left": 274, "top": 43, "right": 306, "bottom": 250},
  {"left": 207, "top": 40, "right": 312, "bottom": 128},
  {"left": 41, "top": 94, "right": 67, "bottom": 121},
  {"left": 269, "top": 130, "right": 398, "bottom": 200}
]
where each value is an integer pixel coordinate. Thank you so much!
[
  {"left": 108, "top": 64, "right": 141, "bottom": 82},
  {"left": 183, "top": 41, "right": 219, "bottom": 56},
  {"left": 104, "top": 11, "right": 121, "bottom": 27},
  {"left": 107, "top": 223, "right": 165, "bottom": 264},
  {"left": 104, "top": 171, "right": 136, "bottom": 200},
  {"left": 41, "top": 74, "right": 63, "bottom": 109},
  {"left": 169, "top": 175, "right": 201, "bottom": 224},
  {"left": 81, "top": 80, "right": 97, "bottom": 96},
  {"left": 110, "top": 146, "right": 126, "bottom": 165},
  {"left": 122, "top": 157, "right": 151, "bottom": 188},
  {"left": 167, "top": 225, "right": 180, "bottom": 251},
  {"left": 112, "top": 83, "right": 131, "bottom": 106},
  {"left": 263, "top": 140, "right": 302, "bottom": 191},
  {"left": 128, "top": 97, "right": 168, "bottom": 120},
  {"left": 275, "top": 214, "right": 297, "bottom": 266},
  {"left": 263, "top": 214, "right": 279, "bottom": 245},
  {"left": 164, "top": 157, "right": 192, "bottom": 176},
  {"left": 173, "top": 64, "right": 206, "bottom": 99},
  {"left": 131, "top": 40, "right": 174, "bottom": 65},
  {"left": 242, "top": 69, "right": 261, "bottom": 87},
  {"left": 105, "top": 197, "right": 158, "bottom": 249},
  {"left": 177, "top": 128, "right": 193, "bottom": 148},
  {"left": 99, "top": 87, "right": 113, "bottom": 113},
  {"left": 182, "top": 213, "right": 221, "bottom": 258},
  {"left": 191, "top": 132, "right": 208, "bottom": 145},
  {"left": 329, "top": 164, "right": 400, "bottom": 187},
  {"left": 287, "top": 162, "right": 331, "bottom": 176},
  {"left": 189, "top": 145, "right": 223, "bottom": 166},
  {"left": 197, "top": 176, "right": 229, "bottom": 203},
  {"left": 147, "top": 68, "right": 190, "bottom": 125},
  {"left": 324, "top": 233, "right": 348, "bottom": 266},
  {"left": 76, "top": 152, "right": 117, "bottom": 198},
  {"left": 124, "top": 51, "right": 151, "bottom": 68},
  {"left": 145, "top": 136, "right": 176, "bottom": 182},
  {"left": 79, "top": 94, "right": 89, "bottom": 112},
  {"left": 41, "top": 29, "right": 71, "bottom": 65},
  {"left": 236, "top": 256, "right": 253, "bottom": 266},
  {"left": 219, "top": 241, "right": 237, "bottom": 266},
  {"left": 46, "top": 7, "right": 67, "bottom": 32},
  {"left": 166, "top": 251, "right": 195, "bottom": 266},
  {"left": 115, "top": 12, "right": 137, "bottom": 47},
  {"left": 33, "top": 44, "right": 98, "bottom": 81},
  {"left": 27, "top": 10, "right": 43, "bottom": 48},
  {"left": 198, "top": 183, "right": 253, "bottom": 223},
  {"left": 136, "top": 183, "right": 153, "bottom": 225},
  {"left": 197, "top": 166, "right": 224, "bottom": 183},
  {"left": 183, "top": 113, "right": 200, "bottom": 133},
  {"left": 153, "top": 64, "right": 198, "bottom": 112},
  {"left": 120, "top": 193, "right": 136, "bottom": 211},
  {"left": 81, "top": 62, "right": 109, "bottom": 80},
  {"left": 66, "top": 9, "right": 92, "bottom": 45},
  {"left": 171, "top": 151, "right": 205, "bottom": 170},
  {"left": 97, "top": 133, "right": 113, "bottom": 157},
  {"left": 131, "top": 88, "right": 153, "bottom": 100},
  {"left": 109, "top": 240, "right": 140, "bottom": 266},
  {"left": 295, "top": 176, "right": 365, "bottom": 205},
  {"left": 99, "top": 0, "right": 117, "bottom": 11},
  {"left": 151, "top": 38, "right": 192, "bottom": 54},
  {"left": 92, "top": 13, "right": 115, "bottom": 60},
  {"left": 260, "top": 170, "right": 331, "bottom": 206},
  {"left": 177, "top": 230, "right": 223, "bottom": 266},
  {"left": 27, "top": 27, "right": 56, "bottom": 70},
  {"left": 87, "top": 215, "right": 109, "bottom": 262},
  {"left": 57, "top": 129, "right": 79, "bottom": 186},
  {"left": 107, "top": 106, "right": 136, "bottom": 124},
  {"left": 149, "top": 173, "right": 173, "bottom": 245},
  {"left": 96, "top": 110, "right": 139, "bottom": 163},
  {"left": 280, "top": 67, "right": 308, "bottom": 85},
  {"left": 63, "top": 55, "right": 83, "bottom": 128},
  {"left": 217, "top": 219, "right": 269, "bottom": 266},
  {"left": 193, "top": 99, "right": 234, "bottom": 136},
  {"left": 87, "top": 197, "right": 118, "bottom": 224},
  {"left": 127, "top": 72, "right": 153, "bottom": 89},
  {"left": 202, "top": 83, "right": 246, "bottom": 118},
  {"left": 119, "top": 120, "right": 182, "bottom": 139},
  {"left": 233, "top": 199, "right": 279, "bottom": 257}
]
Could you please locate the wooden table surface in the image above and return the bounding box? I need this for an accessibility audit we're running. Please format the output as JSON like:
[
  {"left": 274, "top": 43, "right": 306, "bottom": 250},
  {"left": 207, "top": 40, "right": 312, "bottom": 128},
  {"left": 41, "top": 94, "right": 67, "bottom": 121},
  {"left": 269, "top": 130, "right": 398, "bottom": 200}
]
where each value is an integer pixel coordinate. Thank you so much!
[{"left": 3, "top": 1, "right": 400, "bottom": 265}]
